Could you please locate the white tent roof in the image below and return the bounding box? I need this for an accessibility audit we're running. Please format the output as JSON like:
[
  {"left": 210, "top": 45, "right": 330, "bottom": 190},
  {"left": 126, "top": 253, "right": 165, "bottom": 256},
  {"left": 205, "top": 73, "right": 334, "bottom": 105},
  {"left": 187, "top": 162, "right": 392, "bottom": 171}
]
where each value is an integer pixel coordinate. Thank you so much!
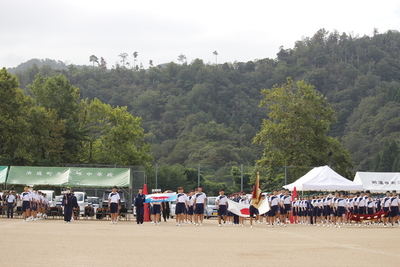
[
  {"left": 353, "top": 172, "right": 400, "bottom": 193},
  {"left": 284, "top": 166, "right": 363, "bottom": 191}
]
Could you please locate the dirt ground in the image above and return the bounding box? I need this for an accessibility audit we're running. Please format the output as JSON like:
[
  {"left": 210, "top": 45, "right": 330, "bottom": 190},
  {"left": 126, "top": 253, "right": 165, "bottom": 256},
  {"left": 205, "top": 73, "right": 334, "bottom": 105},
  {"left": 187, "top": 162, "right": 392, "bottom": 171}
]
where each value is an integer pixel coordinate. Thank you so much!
[{"left": 0, "top": 216, "right": 399, "bottom": 267}]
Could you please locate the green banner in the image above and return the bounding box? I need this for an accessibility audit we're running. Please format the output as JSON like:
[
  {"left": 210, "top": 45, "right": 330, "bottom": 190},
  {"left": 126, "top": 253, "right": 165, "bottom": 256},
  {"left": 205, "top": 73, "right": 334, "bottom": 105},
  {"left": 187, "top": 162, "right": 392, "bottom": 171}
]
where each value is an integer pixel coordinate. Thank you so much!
[
  {"left": 0, "top": 166, "right": 8, "bottom": 183},
  {"left": 7, "top": 166, "right": 70, "bottom": 185},
  {"left": 7, "top": 166, "right": 131, "bottom": 188},
  {"left": 67, "top": 167, "right": 130, "bottom": 188}
]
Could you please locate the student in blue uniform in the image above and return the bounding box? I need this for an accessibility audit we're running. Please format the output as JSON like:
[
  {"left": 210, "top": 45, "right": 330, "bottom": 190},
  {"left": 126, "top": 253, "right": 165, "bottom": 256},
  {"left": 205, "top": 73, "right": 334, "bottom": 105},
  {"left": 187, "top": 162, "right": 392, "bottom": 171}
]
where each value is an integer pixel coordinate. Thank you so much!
[
  {"left": 390, "top": 190, "right": 399, "bottom": 227},
  {"left": 216, "top": 189, "right": 228, "bottom": 227},
  {"left": 193, "top": 186, "right": 206, "bottom": 226},
  {"left": 382, "top": 191, "right": 392, "bottom": 227},
  {"left": 150, "top": 189, "right": 162, "bottom": 225},
  {"left": 21, "top": 187, "right": 31, "bottom": 222},
  {"left": 108, "top": 186, "right": 121, "bottom": 225},
  {"left": 134, "top": 188, "right": 146, "bottom": 225},
  {"left": 268, "top": 189, "right": 279, "bottom": 227},
  {"left": 186, "top": 191, "right": 194, "bottom": 224},
  {"left": 175, "top": 187, "right": 188, "bottom": 226}
]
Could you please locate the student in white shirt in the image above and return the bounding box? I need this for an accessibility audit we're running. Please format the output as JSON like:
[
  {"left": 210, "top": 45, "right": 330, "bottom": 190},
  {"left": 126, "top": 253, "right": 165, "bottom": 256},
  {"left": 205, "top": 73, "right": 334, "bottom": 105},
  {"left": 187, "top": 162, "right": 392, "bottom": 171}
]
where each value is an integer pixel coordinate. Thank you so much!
[
  {"left": 216, "top": 189, "right": 228, "bottom": 227},
  {"left": 175, "top": 187, "right": 188, "bottom": 226},
  {"left": 390, "top": 190, "right": 399, "bottom": 227},
  {"left": 108, "top": 186, "right": 121, "bottom": 225},
  {"left": 21, "top": 187, "right": 31, "bottom": 222},
  {"left": 150, "top": 189, "right": 163, "bottom": 225},
  {"left": 185, "top": 191, "right": 194, "bottom": 224},
  {"left": 193, "top": 186, "right": 206, "bottom": 226}
]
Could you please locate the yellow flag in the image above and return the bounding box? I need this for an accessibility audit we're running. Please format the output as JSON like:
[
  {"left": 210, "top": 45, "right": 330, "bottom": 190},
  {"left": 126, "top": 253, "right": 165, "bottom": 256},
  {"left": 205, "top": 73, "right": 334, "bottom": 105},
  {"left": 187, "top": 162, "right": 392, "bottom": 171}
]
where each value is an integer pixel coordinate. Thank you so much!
[{"left": 251, "top": 172, "right": 262, "bottom": 209}]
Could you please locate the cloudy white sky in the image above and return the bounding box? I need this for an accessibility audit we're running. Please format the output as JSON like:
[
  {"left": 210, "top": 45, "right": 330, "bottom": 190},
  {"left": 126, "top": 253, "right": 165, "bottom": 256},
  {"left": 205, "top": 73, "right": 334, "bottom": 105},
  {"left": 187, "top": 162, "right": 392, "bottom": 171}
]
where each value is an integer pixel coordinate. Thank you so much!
[{"left": 1, "top": 0, "right": 400, "bottom": 69}]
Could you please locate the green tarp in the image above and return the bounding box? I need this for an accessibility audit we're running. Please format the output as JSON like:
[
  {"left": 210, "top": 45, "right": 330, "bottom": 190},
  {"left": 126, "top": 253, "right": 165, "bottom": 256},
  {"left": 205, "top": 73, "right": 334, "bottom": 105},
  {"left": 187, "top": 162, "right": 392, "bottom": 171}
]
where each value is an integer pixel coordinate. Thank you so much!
[
  {"left": 7, "top": 166, "right": 131, "bottom": 188},
  {"left": 67, "top": 167, "right": 130, "bottom": 188},
  {"left": 0, "top": 166, "right": 8, "bottom": 183}
]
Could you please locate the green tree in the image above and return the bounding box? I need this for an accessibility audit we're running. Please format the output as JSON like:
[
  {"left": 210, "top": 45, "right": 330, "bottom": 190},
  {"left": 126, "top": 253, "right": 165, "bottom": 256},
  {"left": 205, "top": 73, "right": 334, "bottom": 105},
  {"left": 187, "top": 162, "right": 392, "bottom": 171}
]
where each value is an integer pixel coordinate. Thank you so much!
[
  {"left": 132, "top": 51, "right": 138, "bottom": 71},
  {"left": 30, "top": 74, "right": 84, "bottom": 163},
  {"left": 376, "top": 140, "right": 399, "bottom": 172},
  {"left": 254, "top": 78, "right": 353, "bottom": 177},
  {"left": 119, "top": 53, "right": 128, "bottom": 67},
  {"left": 177, "top": 54, "right": 187, "bottom": 64},
  {"left": 213, "top": 50, "right": 218, "bottom": 65},
  {"left": 0, "top": 68, "right": 66, "bottom": 165},
  {"left": 89, "top": 55, "right": 99, "bottom": 68},
  {"left": 80, "top": 98, "right": 153, "bottom": 166},
  {"left": 0, "top": 68, "right": 33, "bottom": 164}
]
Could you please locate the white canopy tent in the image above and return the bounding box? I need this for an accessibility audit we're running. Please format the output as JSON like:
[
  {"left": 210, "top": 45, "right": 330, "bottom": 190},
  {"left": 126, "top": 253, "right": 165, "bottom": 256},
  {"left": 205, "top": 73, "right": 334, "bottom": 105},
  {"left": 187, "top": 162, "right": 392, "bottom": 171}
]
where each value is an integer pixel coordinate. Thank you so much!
[
  {"left": 353, "top": 172, "right": 400, "bottom": 193},
  {"left": 283, "top": 165, "right": 363, "bottom": 191}
]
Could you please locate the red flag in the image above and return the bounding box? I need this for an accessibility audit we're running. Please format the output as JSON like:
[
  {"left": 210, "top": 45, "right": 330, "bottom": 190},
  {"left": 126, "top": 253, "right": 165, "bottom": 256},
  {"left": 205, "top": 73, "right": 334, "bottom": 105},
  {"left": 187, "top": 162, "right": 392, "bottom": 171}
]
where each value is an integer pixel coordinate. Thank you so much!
[
  {"left": 292, "top": 186, "right": 298, "bottom": 199},
  {"left": 290, "top": 186, "right": 298, "bottom": 224},
  {"left": 251, "top": 172, "right": 262, "bottom": 209},
  {"left": 346, "top": 210, "right": 389, "bottom": 222},
  {"left": 143, "top": 184, "right": 150, "bottom": 222}
]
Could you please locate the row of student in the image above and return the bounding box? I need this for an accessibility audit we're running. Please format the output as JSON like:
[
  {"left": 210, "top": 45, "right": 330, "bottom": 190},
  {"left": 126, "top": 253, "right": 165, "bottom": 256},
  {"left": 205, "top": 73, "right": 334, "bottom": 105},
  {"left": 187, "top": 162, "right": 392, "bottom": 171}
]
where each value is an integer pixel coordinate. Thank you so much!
[
  {"left": 133, "top": 186, "right": 208, "bottom": 226},
  {"left": 291, "top": 190, "right": 400, "bottom": 227},
  {"left": 19, "top": 187, "right": 50, "bottom": 221},
  {"left": 134, "top": 186, "right": 292, "bottom": 228}
]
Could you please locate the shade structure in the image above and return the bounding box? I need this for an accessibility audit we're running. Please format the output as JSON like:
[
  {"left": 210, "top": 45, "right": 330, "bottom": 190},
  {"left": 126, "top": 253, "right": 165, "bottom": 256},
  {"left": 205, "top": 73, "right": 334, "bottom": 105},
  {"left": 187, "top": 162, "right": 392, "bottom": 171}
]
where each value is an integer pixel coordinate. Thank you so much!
[
  {"left": 6, "top": 166, "right": 131, "bottom": 188},
  {"left": 283, "top": 166, "right": 363, "bottom": 191},
  {"left": 353, "top": 172, "right": 400, "bottom": 193},
  {"left": 0, "top": 166, "right": 8, "bottom": 183}
]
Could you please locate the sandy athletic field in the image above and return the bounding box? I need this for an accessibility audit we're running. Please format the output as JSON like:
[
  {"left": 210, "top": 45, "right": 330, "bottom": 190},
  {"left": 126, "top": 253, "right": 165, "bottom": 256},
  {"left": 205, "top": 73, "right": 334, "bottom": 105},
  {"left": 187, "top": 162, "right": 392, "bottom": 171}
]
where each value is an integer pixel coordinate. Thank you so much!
[{"left": 0, "top": 217, "right": 399, "bottom": 267}]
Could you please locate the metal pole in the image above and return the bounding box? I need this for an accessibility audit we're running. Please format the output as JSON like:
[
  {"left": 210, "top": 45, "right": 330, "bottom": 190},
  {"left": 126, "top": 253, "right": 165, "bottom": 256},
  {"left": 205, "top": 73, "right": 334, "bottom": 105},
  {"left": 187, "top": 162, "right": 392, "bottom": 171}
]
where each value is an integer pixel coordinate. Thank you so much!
[
  {"left": 240, "top": 164, "right": 244, "bottom": 191},
  {"left": 284, "top": 166, "right": 287, "bottom": 185},
  {"left": 155, "top": 163, "right": 158, "bottom": 189},
  {"left": 198, "top": 164, "right": 200, "bottom": 187}
]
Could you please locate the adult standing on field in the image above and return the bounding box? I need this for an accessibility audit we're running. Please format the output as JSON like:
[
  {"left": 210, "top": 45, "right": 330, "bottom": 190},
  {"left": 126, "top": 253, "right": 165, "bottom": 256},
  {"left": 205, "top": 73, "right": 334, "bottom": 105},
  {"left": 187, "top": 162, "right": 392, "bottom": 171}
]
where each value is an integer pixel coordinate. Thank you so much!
[
  {"left": 134, "top": 188, "right": 146, "bottom": 225},
  {"left": 62, "top": 187, "right": 78, "bottom": 224},
  {"left": 6, "top": 190, "right": 16, "bottom": 218}
]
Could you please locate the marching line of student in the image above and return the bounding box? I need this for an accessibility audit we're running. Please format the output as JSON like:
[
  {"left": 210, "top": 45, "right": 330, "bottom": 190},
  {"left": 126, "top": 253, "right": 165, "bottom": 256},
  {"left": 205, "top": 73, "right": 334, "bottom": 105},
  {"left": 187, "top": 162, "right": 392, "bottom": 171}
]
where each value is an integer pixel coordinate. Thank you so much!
[{"left": 3, "top": 185, "right": 399, "bottom": 228}]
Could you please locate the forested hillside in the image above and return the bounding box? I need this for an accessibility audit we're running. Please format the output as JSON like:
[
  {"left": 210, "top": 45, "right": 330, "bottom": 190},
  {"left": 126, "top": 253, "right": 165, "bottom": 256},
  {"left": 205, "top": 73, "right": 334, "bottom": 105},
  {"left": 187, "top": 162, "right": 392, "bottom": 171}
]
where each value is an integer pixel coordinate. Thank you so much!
[{"left": 9, "top": 29, "right": 400, "bottom": 176}]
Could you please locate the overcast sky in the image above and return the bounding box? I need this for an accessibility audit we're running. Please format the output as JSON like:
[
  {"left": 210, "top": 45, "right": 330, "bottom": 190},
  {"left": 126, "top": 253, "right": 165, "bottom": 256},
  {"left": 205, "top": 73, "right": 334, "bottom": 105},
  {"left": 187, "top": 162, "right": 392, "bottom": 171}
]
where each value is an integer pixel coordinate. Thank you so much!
[{"left": 1, "top": 0, "right": 400, "bottom": 69}]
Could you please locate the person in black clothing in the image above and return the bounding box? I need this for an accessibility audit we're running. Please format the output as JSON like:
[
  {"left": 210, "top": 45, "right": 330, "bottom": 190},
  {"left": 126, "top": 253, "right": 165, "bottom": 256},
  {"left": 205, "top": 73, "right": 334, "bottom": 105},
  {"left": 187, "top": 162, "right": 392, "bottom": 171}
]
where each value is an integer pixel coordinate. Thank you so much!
[
  {"left": 6, "top": 190, "right": 16, "bottom": 218},
  {"left": 62, "top": 187, "right": 78, "bottom": 223},
  {"left": 162, "top": 201, "right": 170, "bottom": 222},
  {"left": 233, "top": 192, "right": 240, "bottom": 225},
  {"left": 134, "top": 188, "right": 146, "bottom": 225}
]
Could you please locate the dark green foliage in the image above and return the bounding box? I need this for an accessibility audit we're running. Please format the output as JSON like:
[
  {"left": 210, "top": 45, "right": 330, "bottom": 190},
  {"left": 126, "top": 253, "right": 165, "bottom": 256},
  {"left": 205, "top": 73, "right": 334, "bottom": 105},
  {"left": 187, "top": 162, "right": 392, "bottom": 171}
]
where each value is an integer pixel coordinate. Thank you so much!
[{"left": 7, "top": 29, "right": 400, "bottom": 189}]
